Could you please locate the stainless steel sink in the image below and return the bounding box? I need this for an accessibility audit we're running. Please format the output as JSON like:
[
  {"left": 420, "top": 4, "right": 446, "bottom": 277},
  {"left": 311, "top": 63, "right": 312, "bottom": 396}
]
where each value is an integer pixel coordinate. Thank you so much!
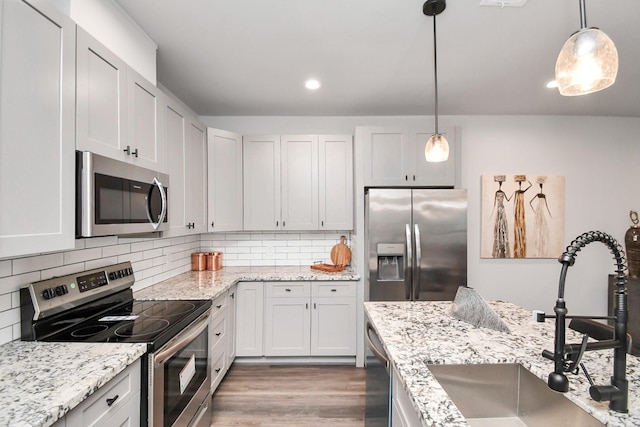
[{"left": 427, "top": 364, "right": 604, "bottom": 427}]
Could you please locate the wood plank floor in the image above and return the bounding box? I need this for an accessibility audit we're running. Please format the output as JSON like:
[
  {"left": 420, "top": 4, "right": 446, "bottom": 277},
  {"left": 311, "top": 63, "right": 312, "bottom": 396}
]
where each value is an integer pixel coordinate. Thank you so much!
[{"left": 210, "top": 364, "right": 366, "bottom": 426}]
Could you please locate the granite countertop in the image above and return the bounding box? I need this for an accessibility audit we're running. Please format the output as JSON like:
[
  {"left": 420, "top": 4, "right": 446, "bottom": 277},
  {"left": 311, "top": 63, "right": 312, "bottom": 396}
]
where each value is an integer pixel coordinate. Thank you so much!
[
  {"left": 0, "top": 340, "right": 147, "bottom": 427},
  {"left": 134, "top": 265, "right": 359, "bottom": 300},
  {"left": 364, "top": 301, "right": 640, "bottom": 427}
]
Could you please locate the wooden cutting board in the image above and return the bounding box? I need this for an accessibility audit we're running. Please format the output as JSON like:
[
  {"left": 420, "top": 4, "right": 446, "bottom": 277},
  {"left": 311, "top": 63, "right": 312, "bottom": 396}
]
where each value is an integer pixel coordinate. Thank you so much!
[
  {"left": 330, "top": 235, "right": 351, "bottom": 267},
  {"left": 310, "top": 264, "right": 346, "bottom": 273}
]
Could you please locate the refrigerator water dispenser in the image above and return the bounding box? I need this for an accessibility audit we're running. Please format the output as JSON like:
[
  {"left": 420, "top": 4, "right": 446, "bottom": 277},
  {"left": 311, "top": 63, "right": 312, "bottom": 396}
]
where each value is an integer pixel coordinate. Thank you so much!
[{"left": 376, "top": 243, "right": 404, "bottom": 281}]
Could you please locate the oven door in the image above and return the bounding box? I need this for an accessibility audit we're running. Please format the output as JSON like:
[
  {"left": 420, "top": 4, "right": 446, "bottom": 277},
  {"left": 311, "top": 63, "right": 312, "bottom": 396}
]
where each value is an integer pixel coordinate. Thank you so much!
[{"left": 151, "top": 310, "right": 211, "bottom": 427}]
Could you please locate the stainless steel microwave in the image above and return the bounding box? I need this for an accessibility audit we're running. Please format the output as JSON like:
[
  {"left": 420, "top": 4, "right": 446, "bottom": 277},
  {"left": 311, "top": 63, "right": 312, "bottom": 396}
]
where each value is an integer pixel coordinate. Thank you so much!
[{"left": 76, "top": 151, "right": 169, "bottom": 238}]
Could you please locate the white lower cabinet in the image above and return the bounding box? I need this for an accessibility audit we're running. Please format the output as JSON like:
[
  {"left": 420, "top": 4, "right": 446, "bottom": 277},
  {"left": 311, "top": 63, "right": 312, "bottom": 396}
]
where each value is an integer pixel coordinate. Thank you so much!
[
  {"left": 210, "top": 292, "right": 229, "bottom": 393},
  {"left": 235, "top": 282, "right": 264, "bottom": 357},
  {"left": 391, "top": 366, "right": 421, "bottom": 427},
  {"left": 264, "top": 281, "right": 356, "bottom": 357},
  {"left": 57, "top": 359, "right": 141, "bottom": 427},
  {"left": 226, "top": 285, "right": 237, "bottom": 365}
]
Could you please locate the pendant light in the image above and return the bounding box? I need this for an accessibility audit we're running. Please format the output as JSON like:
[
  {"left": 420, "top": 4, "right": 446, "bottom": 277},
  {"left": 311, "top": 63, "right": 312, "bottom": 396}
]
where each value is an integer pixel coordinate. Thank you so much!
[
  {"left": 555, "top": 0, "right": 618, "bottom": 96},
  {"left": 423, "top": 0, "right": 448, "bottom": 162}
]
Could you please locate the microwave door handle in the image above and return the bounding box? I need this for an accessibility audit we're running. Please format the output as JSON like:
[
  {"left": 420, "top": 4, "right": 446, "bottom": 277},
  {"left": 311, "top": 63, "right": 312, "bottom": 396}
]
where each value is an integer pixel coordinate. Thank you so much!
[
  {"left": 414, "top": 224, "right": 422, "bottom": 301},
  {"left": 146, "top": 177, "right": 167, "bottom": 230},
  {"left": 405, "top": 224, "right": 412, "bottom": 300}
]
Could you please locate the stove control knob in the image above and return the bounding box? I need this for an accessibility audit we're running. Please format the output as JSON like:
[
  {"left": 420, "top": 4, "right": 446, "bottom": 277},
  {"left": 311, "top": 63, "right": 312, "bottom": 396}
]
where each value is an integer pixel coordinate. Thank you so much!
[
  {"left": 42, "top": 288, "right": 56, "bottom": 300},
  {"left": 117, "top": 270, "right": 124, "bottom": 278},
  {"left": 108, "top": 272, "right": 116, "bottom": 280},
  {"left": 55, "top": 285, "right": 68, "bottom": 296}
]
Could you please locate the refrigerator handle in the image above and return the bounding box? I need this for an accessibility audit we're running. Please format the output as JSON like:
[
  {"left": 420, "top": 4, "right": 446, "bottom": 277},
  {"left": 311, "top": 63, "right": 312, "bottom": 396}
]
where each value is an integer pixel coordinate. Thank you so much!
[
  {"left": 405, "top": 224, "right": 412, "bottom": 300},
  {"left": 414, "top": 224, "right": 422, "bottom": 301}
]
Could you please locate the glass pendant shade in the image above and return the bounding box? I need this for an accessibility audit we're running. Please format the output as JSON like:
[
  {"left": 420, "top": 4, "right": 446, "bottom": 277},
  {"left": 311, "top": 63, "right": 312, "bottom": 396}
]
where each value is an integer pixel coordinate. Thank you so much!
[
  {"left": 555, "top": 27, "right": 618, "bottom": 96},
  {"left": 424, "top": 134, "right": 449, "bottom": 162}
]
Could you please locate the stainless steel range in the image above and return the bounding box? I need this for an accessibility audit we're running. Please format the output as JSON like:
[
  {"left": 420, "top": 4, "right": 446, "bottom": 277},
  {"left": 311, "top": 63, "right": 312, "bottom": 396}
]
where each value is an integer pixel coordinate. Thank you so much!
[{"left": 20, "top": 262, "right": 212, "bottom": 427}]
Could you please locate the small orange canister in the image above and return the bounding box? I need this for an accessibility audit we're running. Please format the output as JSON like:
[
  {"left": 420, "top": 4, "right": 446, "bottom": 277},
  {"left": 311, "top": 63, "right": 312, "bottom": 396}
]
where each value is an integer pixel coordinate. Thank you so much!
[{"left": 207, "top": 252, "right": 223, "bottom": 271}]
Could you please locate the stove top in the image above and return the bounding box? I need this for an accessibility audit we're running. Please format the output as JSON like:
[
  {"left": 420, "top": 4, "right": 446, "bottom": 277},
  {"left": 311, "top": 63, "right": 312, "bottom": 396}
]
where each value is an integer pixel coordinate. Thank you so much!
[
  {"left": 44, "top": 298, "right": 211, "bottom": 350},
  {"left": 20, "top": 262, "right": 212, "bottom": 351}
]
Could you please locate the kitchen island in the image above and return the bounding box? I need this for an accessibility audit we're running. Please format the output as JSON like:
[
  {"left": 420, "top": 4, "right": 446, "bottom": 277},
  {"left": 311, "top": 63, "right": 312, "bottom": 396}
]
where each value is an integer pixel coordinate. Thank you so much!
[{"left": 365, "top": 300, "right": 640, "bottom": 427}]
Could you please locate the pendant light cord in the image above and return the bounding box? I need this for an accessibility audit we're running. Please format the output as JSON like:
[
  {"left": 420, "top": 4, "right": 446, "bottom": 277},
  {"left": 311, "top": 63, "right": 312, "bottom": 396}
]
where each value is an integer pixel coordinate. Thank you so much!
[
  {"left": 579, "top": 0, "right": 587, "bottom": 29},
  {"left": 433, "top": 13, "right": 440, "bottom": 135}
]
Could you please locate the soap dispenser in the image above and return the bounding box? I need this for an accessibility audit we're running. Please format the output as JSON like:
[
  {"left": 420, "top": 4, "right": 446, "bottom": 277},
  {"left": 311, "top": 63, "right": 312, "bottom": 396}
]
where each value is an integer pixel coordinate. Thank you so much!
[{"left": 625, "top": 210, "right": 640, "bottom": 278}]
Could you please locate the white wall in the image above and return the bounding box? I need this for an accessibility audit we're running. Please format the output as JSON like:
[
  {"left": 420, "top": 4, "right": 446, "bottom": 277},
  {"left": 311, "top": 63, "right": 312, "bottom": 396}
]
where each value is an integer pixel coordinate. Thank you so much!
[
  {"left": 69, "top": 0, "right": 157, "bottom": 84},
  {"left": 201, "top": 114, "right": 640, "bottom": 317}
]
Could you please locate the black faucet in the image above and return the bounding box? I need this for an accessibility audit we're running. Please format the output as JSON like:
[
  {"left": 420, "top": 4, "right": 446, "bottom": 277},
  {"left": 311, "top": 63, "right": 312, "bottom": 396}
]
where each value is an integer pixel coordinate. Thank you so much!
[{"left": 539, "top": 231, "right": 628, "bottom": 413}]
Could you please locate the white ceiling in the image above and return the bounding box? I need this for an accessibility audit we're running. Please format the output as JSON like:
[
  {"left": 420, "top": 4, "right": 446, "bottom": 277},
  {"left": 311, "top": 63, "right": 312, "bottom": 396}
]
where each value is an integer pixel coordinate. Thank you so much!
[{"left": 115, "top": 0, "right": 640, "bottom": 117}]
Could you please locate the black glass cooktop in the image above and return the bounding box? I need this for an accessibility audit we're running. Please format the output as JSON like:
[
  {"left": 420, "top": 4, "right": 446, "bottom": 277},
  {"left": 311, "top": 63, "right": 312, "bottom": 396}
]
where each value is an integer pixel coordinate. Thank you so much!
[{"left": 43, "top": 298, "right": 211, "bottom": 351}]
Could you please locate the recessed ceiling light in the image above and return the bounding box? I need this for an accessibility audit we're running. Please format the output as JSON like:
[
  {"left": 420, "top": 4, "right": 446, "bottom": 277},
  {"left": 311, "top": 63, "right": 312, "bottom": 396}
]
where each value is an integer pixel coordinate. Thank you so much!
[
  {"left": 546, "top": 80, "right": 558, "bottom": 89},
  {"left": 305, "top": 79, "right": 321, "bottom": 90}
]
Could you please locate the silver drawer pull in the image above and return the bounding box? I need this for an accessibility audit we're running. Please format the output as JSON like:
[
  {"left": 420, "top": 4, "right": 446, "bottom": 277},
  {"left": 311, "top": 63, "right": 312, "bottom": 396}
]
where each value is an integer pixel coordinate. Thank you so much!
[
  {"left": 106, "top": 395, "right": 119, "bottom": 407},
  {"left": 285, "top": 288, "right": 291, "bottom": 292}
]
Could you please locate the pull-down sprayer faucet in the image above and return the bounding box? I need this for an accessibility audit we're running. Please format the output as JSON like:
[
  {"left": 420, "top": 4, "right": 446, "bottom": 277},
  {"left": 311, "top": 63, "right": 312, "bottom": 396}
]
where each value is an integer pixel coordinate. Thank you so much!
[{"left": 539, "top": 231, "right": 628, "bottom": 413}]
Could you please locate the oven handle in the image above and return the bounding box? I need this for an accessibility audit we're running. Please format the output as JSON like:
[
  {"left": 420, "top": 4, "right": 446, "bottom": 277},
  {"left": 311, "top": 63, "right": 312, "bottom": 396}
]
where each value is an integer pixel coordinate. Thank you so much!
[
  {"left": 146, "top": 177, "right": 167, "bottom": 231},
  {"left": 154, "top": 310, "right": 211, "bottom": 365}
]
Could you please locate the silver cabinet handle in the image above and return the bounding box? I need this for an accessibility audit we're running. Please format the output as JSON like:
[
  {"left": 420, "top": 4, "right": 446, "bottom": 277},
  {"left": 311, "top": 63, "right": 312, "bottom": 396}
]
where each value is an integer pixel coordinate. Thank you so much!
[
  {"left": 405, "top": 224, "right": 412, "bottom": 300},
  {"left": 146, "top": 177, "right": 167, "bottom": 230},
  {"left": 414, "top": 224, "right": 422, "bottom": 301}
]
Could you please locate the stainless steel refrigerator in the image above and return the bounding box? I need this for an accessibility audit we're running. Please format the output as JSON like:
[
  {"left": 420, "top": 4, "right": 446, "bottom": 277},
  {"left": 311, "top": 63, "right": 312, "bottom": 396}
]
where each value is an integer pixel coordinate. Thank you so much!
[{"left": 365, "top": 188, "right": 467, "bottom": 301}]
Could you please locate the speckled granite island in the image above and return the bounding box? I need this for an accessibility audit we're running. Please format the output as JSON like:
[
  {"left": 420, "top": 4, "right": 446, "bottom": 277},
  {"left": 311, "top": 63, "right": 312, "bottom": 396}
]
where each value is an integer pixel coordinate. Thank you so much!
[
  {"left": 0, "top": 341, "right": 146, "bottom": 427},
  {"left": 133, "top": 266, "right": 359, "bottom": 300},
  {"left": 364, "top": 300, "right": 640, "bottom": 427}
]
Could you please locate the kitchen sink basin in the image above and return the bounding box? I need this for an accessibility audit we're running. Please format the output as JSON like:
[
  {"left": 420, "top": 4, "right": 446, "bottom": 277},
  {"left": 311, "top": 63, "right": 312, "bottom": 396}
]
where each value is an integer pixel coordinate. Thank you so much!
[{"left": 427, "top": 363, "right": 604, "bottom": 427}]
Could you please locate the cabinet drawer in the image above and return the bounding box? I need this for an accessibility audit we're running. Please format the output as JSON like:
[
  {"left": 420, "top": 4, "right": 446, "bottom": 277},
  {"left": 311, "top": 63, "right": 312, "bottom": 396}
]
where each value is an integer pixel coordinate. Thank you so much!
[
  {"left": 210, "top": 311, "right": 227, "bottom": 351},
  {"left": 265, "top": 282, "right": 310, "bottom": 297},
  {"left": 211, "top": 293, "right": 227, "bottom": 317},
  {"left": 211, "top": 350, "right": 226, "bottom": 393},
  {"left": 312, "top": 281, "right": 356, "bottom": 297},
  {"left": 66, "top": 359, "right": 141, "bottom": 427}
]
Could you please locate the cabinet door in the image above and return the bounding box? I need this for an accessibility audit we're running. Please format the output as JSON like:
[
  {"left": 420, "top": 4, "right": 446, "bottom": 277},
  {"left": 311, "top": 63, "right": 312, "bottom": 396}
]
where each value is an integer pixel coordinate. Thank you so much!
[
  {"left": 360, "top": 127, "right": 411, "bottom": 186},
  {"left": 311, "top": 297, "right": 356, "bottom": 356},
  {"left": 162, "top": 100, "right": 187, "bottom": 236},
  {"left": 226, "top": 286, "right": 237, "bottom": 365},
  {"left": 264, "top": 297, "right": 311, "bottom": 356},
  {"left": 281, "top": 135, "right": 318, "bottom": 230},
  {"left": 127, "top": 67, "right": 162, "bottom": 170},
  {"left": 185, "top": 120, "right": 207, "bottom": 233},
  {"left": 243, "top": 135, "right": 281, "bottom": 230},
  {"left": 0, "top": 0, "right": 75, "bottom": 258},
  {"left": 319, "top": 135, "right": 353, "bottom": 230},
  {"left": 207, "top": 128, "right": 243, "bottom": 232},
  {"left": 235, "top": 282, "right": 264, "bottom": 357},
  {"left": 76, "top": 27, "right": 128, "bottom": 161},
  {"left": 411, "top": 126, "right": 456, "bottom": 186}
]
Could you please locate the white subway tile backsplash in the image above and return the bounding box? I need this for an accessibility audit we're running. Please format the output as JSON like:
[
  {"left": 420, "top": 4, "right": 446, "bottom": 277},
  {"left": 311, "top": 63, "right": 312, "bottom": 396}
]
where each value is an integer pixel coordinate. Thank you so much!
[
  {"left": 143, "top": 248, "right": 164, "bottom": 259},
  {"left": 118, "top": 252, "right": 144, "bottom": 264},
  {"left": 11, "top": 291, "right": 19, "bottom": 309},
  {"left": 0, "top": 272, "right": 41, "bottom": 294},
  {"left": 102, "top": 244, "right": 131, "bottom": 258},
  {"left": 0, "top": 307, "right": 20, "bottom": 331},
  {"left": 0, "top": 326, "right": 12, "bottom": 346},
  {"left": 130, "top": 240, "right": 155, "bottom": 253},
  {"left": 85, "top": 257, "right": 118, "bottom": 271},
  {"left": 0, "top": 260, "right": 11, "bottom": 278},
  {"left": 0, "top": 294, "right": 11, "bottom": 312},
  {"left": 13, "top": 253, "right": 64, "bottom": 275},
  {"left": 84, "top": 236, "right": 118, "bottom": 248},
  {"left": 63, "top": 247, "right": 102, "bottom": 265}
]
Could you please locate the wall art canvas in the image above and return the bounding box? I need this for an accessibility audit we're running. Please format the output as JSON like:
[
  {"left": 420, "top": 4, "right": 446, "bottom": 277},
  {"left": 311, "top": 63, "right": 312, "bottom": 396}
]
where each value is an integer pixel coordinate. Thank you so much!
[{"left": 481, "top": 174, "right": 565, "bottom": 259}]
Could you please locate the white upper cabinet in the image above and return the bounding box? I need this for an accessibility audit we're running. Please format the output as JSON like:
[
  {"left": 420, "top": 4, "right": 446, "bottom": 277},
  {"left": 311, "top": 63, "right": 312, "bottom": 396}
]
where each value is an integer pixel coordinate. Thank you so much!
[
  {"left": 319, "top": 135, "right": 353, "bottom": 230},
  {"left": 207, "top": 128, "right": 243, "bottom": 232},
  {"left": 0, "top": 0, "right": 76, "bottom": 258},
  {"left": 281, "top": 135, "right": 319, "bottom": 230},
  {"left": 76, "top": 27, "right": 128, "bottom": 160},
  {"left": 360, "top": 126, "right": 456, "bottom": 187},
  {"left": 126, "top": 67, "right": 163, "bottom": 170},
  {"left": 185, "top": 120, "right": 208, "bottom": 233},
  {"left": 242, "top": 135, "right": 281, "bottom": 231},
  {"left": 242, "top": 134, "right": 354, "bottom": 232},
  {"left": 163, "top": 97, "right": 207, "bottom": 236},
  {"left": 76, "top": 27, "right": 163, "bottom": 171}
]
